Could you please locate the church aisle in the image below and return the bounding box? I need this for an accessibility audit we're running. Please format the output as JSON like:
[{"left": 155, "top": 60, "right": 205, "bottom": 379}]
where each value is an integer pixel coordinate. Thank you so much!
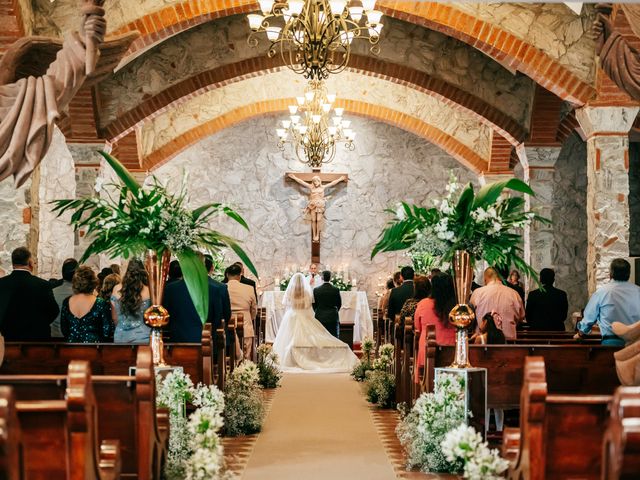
[{"left": 241, "top": 373, "right": 397, "bottom": 480}]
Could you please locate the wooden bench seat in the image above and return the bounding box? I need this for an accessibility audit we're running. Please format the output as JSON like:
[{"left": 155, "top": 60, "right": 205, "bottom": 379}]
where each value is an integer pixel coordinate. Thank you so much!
[
  {"left": 504, "top": 357, "right": 640, "bottom": 480},
  {"left": 0, "top": 364, "right": 122, "bottom": 480},
  {"left": 1, "top": 325, "right": 214, "bottom": 386},
  {"left": 417, "top": 325, "right": 620, "bottom": 409},
  {"left": 0, "top": 348, "right": 168, "bottom": 480}
]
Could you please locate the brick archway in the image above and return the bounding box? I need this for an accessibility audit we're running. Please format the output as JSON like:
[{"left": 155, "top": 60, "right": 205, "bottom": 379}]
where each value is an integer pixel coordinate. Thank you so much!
[
  {"left": 103, "top": 54, "right": 526, "bottom": 145},
  {"left": 141, "top": 98, "right": 489, "bottom": 173},
  {"left": 109, "top": 0, "right": 595, "bottom": 105}
]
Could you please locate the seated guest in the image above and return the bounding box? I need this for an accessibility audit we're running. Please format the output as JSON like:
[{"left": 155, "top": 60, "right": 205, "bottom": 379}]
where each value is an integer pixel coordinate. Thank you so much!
[
  {"left": 224, "top": 261, "right": 258, "bottom": 300},
  {"left": 387, "top": 266, "right": 415, "bottom": 321},
  {"left": 470, "top": 267, "right": 525, "bottom": 340},
  {"left": 429, "top": 268, "right": 441, "bottom": 280},
  {"left": 414, "top": 272, "right": 456, "bottom": 383},
  {"left": 507, "top": 269, "right": 526, "bottom": 302},
  {"left": 51, "top": 258, "right": 79, "bottom": 338},
  {"left": 399, "top": 275, "right": 431, "bottom": 322},
  {"left": 97, "top": 267, "right": 113, "bottom": 292},
  {"left": 167, "top": 260, "right": 182, "bottom": 285},
  {"left": 526, "top": 268, "right": 568, "bottom": 331},
  {"left": 110, "top": 263, "right": 121, "bottom": 276},
  {"left": 205, "top": 255, "right": 231, "bottom": 325},
  {"left": 60, "top": 266, "right": 113, "bottom": 342},
  {"left": 111, "top": 260, "right": 151, "bottom": 344},
  {"left": 576, "top": 258, "right": 640, "bottom": 346},
  {"left": 378, "top": 278, "right": 395, "bottom": 315},
  {"left": 99, "top": 273, "right": 120, "bottom": 301},
  {"left": 0, "top": 247, "right": 59, "bottom": 341},
  {"left": 163, "top": 255, "right": 227, "bottom": 343},
  {"left": 226, "top": 263, "right": 257, "bottom": 360}
]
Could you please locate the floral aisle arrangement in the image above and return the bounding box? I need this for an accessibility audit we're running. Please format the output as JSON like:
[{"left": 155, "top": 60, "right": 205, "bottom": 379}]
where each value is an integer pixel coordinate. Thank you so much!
[
  {"left": 441, "top": 424, "right": 509, "bottom": 480},
  {"left": 351, "top": 337, "right": 375, "bottom": 381},
  {"left": 256, "top": 343, "right": 282, "bottom": 389},
  {"left": 224, "top": 361, "right": 265, "bottom": 436},
  {"left": 156, "top": 371, "right": 227, "bottom": 479},
  {"left": 52, "top": 151, "right": 257, "bottom": 323},
  {"left": 396, "top": 373, "right": 467, "bottom": 473},
  {"left": 364, "top": 343, "right": 395, "bottom": 408},
  {"left": 371, "top": 175, "right": 549, "bottom": 282},
  {"left": 406, "top": 229, "right": 449, "bottom": 274}
]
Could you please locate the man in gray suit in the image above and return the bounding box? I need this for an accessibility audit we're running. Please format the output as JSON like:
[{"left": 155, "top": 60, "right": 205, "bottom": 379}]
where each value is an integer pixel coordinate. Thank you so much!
[{"left": 312, "top": 271, "right": 342, "bottom": 338}]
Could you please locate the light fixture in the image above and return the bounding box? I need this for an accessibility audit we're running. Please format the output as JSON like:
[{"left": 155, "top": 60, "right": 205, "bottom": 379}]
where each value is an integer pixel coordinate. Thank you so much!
[
  {"left": 276, "top": 80, "right": 356, "bottom": 168},
  {"left": 247, "top": 0, "right": 383, "bottom": 80}
]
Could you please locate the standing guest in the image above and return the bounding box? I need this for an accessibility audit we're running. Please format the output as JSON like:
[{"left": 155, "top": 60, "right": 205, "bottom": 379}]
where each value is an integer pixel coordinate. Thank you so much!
[
  {"left": 97, "top": 267, "right": 113, "bottom": 292},
  {"left": 163, "top": 255, "right": 228, "bottom": 343},
  {"left": 576, "top": 258, "right": 640, "bottom": 346},
  {"left": 205, "top": 255, "right": 231, "bottom": 325},
  {"left": 226, "top": 264, "right": 257, "bottom": 360},
  {"left": 378, "top": 278, "right": 395, "bottom": 316},
  {"left": 110, "top": 264, "right": 121, "bottom": 276},
  {"left": 393, "top": 271, "right": 402, "bottom": 287},
  {"left": 387, "top": 266, "right": 415, "bottom": 321},
  {"left": 167, "top": 260, "right": 182, "bottom": 285},
  {"left": 507, "top": 269, "right": 525, "bottom": 302},
  {"left": 313, "top": 271, "right": 342, "bottom": 338},
  {"left": 60, "top": 266, "right": 113, "bottom": 342},
  {"left": 111, "top": 260, "right": 151, "bottom": 344},
  {"left": 51, "top": 258, "right": 79, "bottom": 338},
  {"left": 223, "top": 261, "right": 258, "bottom": 300},
  {"left": 399, "top": 275, "right": 431, "bottom": 322},
  {"left": 526, "top": 268, "right": 568, "bottom": 331},
  {"left": 414, "top": 272, "right": 457, "bottom": 383},
  {"left": 429, "top": 268, "right": 441, "bottom": 280},
  {"left": 305, "top": 263, "right": 324, "bottom": 289},
  {"left": 99, "top": 273, "right": 120, "bottom": 301},
  {"left": 470, "top": 267, "right": 525, "bottom": 340},
  {"left": 0, "top": 247, "right": 59, "bottom": 341}
]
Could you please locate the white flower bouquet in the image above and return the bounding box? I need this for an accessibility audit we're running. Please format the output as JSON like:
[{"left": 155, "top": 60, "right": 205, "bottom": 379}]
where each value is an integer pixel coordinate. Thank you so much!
[{"left": 441, "top": 424, "right": 509, "bottom": 479}]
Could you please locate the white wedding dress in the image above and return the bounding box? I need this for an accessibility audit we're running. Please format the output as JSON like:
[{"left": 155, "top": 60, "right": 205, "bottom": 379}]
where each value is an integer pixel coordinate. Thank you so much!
[{"left": 273, "top": 273, "right": 359, "bottom": 373}]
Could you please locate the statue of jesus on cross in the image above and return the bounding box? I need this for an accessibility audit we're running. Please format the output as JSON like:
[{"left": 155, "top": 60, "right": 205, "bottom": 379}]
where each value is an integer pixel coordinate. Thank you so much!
[{"left": 287, "top": 173, "right": 347, "bottom": 243}]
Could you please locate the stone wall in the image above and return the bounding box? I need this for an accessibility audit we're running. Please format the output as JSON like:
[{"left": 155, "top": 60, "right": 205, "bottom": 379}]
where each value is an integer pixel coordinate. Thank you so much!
[
  {"left": 0, "top": 177, "right": 30, "bottom": 275},
  {"left": 155, "top": 115, "right": 478, "bottom": 304},
  {"left": 552, "top": 132, "right": 588, "bottom": 315},
  {"left": 629, "top": 142, "right": 640, "bottom": 257}
]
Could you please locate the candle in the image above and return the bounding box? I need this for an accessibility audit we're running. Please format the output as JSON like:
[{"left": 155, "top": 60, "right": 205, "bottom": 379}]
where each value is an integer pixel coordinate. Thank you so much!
[{"left": 351, "top": 278, "right": 357, "bottom": 286}]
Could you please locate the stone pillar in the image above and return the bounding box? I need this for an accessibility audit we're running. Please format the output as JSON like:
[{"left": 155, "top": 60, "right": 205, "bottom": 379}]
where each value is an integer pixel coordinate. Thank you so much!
[
  {"left": 518, "top": 146, "right": 561, "bottom": 276},
  {"left": 36, "top": 127, "right": 76, "bottom": 279},
  {"left": 576, "top": 106, "right": 639, "bottom": 294},
  {"left": 478, "top": 172, "right": 514, "bottom": 186}
]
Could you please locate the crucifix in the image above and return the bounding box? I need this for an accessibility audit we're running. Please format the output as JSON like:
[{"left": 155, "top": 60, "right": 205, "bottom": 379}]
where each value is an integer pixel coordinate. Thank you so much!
[{"left": 286, "top": 171, "right": 348, "bottom": 263}]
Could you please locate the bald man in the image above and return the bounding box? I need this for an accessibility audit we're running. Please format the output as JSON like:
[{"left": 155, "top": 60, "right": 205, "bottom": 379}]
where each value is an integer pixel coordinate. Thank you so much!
[{"left": 470, "top": 267, "right": 525, "bottom": 340}]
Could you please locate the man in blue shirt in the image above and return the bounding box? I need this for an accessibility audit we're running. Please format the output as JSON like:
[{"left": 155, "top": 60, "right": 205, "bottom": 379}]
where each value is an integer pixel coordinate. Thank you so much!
[{"left": 576, "top": 258, "right": 640, "bottom": 346}]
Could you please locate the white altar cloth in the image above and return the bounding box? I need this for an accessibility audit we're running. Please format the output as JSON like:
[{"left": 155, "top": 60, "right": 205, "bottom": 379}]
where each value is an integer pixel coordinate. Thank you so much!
[{"left": 261, "top": 290, "right": 373, "bottom": 343}]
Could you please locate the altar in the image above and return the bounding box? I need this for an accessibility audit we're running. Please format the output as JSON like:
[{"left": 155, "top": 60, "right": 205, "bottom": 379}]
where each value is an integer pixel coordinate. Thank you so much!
[{"left": 261, "top": 290, "right": 373, "bottom": 343}]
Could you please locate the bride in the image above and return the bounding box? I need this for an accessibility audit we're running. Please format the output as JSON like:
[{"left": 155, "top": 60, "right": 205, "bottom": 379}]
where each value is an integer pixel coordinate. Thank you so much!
[{"left": 273, "top": 273, "right": 359, "bottom": 372}]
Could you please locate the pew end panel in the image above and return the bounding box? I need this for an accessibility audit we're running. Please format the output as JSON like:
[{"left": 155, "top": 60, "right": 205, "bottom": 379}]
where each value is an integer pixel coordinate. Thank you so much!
[{"left": 602, "top": 386, "right": 640, "bottom": 480}]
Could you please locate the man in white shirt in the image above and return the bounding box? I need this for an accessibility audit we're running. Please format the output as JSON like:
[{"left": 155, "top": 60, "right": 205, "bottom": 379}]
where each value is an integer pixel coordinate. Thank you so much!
[
  {"left": 305, "top": 263, "right": 324, "bottom": 289},
  {"left": 470, "top": 267, "right": 525, "bottom": 340}
]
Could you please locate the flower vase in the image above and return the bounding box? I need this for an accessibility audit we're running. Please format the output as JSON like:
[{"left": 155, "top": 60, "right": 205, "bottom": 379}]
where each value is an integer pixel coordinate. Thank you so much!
[
  {"left": 448, "top": 250, "right": 476, "bottom": 368},
  {"left": 143, "top": 249, "right": 171, "bottom": 366}
]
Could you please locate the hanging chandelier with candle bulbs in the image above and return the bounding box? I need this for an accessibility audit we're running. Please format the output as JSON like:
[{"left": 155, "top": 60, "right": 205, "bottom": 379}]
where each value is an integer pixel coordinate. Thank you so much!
[
  {"left": 247, "top": 0, "right": 383, "bottom": 80},
  {"left": 276, "top": 80, "right": 355, "bottom": 169}
]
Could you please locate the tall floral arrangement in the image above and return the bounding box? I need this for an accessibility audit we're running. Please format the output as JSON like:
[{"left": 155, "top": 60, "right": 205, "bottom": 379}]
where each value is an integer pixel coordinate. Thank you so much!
[
  {"left": 364, "top": 343, "right": 395, "bottom": 408},
  {"left": 256, "top": 343, "right": 282, "bottom": 389},
  {"left": 224, "top": 361, "right": 265, "bottom": 436},
  {"left": 52, "top": 151, "right": 257, "bottom": 322},
  {"left": 372, "top": 175, "right": 549, "bottom": 282}
]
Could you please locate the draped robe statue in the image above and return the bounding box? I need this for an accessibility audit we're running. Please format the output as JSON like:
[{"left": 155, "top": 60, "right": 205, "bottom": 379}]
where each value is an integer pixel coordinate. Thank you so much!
[
  {"left": 0, "top": 2, "right": 106, "bottom": 187},
  {"left": 595, "top": 3, "right": 640, "bottom": 101}
]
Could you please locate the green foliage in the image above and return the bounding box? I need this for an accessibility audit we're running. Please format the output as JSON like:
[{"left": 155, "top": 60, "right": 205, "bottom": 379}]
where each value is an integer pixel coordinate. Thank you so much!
[
  {"left": 51, "top": 151, "right": 257, "bottom": 323},
  {"left": 365, "top": 370, "right": 395, "bottom": 408},
  {"left": 351, "top": 361, "right": 372, "bottom": 382},
  {"left": 223, "top": 362, "right": 264, "bottom": 436},
  {"left": 371, "top": 175, "right": 549, "bottom": 284},
  {"left": 256, "top": 344, "right": 282, "bottom": 389}
]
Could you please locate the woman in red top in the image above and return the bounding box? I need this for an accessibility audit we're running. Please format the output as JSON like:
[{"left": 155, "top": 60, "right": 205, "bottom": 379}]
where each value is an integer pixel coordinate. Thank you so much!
[{"left": 414, "top": 272, "right": 457, "bottom": 383}]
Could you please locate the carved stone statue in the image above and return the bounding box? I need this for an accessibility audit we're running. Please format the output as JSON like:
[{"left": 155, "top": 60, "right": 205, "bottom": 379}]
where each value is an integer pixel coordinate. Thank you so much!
[
  {"left": 0, "top": 1, "right": 106, "bottom": 187},
  {"left": 594, "top": 3, "right": 640, "bottom": 100},
  {"left": 287, "top": 173, "right": 347, "bottom": 242}
]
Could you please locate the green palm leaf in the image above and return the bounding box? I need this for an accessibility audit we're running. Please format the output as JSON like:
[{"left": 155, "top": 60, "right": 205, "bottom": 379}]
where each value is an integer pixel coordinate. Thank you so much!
[
  {"left": 473, "top": 178, "right": 533, "bottom": 209},
  {"left": 177, "top": 249, "right": 210, "bottom": 324},
  {"left": 97, "top": 150, "right": 141, "bottom": 194}
]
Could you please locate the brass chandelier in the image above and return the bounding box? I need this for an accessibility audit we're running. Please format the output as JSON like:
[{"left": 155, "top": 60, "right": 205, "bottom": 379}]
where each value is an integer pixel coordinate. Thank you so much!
[
  {"left": 247, "top": 0, "right": 383, "bottom": 80},
  {"left": 276, "top": 80, "right": 355, "bottom": 168}
]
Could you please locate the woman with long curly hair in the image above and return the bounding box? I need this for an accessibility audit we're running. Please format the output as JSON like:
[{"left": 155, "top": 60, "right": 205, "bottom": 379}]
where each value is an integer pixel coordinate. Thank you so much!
[{"left": 110, "top": 260, "right": 151, "bottom": 343}]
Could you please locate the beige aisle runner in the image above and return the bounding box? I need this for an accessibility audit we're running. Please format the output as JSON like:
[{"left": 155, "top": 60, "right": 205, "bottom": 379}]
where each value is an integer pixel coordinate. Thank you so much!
[{"left": 242, "top": 373, "right": 397, "bottom": 480}]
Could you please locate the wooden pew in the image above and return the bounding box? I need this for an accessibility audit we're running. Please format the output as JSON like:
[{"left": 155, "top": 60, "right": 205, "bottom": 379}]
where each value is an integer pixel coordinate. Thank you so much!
[
  {"left": 0, "top": 363, "right": 122, "bottom": 480},
  {"left": 420, "top": 324, "right": 620, "bottom": 409},
  {"left": 505, "top": 356, "right": 640, "bottom": 480},
  {"left": 1, "top": 326, "right": 213, "bottom": 385},
  {"left": 602, "top": 386, "right": 640, "bottom": 479},
  {"left": 214, "top": 323, "right": 226, "bottom": 391},
  {"left": 257, "top": 307, "right": 266, "bottom": 346},
  {"left": 0, "top": 348, "right": 168, "bottom": 480},
  {"left": 373, "top": 308, "right": 383, "bottom": 350}
]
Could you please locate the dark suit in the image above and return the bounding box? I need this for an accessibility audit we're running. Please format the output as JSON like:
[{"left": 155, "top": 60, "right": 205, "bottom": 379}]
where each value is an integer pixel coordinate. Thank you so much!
[
  {"left": 313, "top": 282, "right": 342, "bottom": 337},
  {"left": 163, "top": 277, "right": 229, "bottom": 342},
  {"left": 526, "top": 285, "right": 569, "bottom": 331},
  {"left": 387, "top": 280, "right": 414, "bottom": 321},
  {"left": 0, "top": 270, "right": 59, "bottom": 341}
]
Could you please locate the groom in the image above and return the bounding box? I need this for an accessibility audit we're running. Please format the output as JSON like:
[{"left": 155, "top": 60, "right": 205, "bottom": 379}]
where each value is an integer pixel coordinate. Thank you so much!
[{"left": 312, "top": 271, "right": 342, "bottom": 338}]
